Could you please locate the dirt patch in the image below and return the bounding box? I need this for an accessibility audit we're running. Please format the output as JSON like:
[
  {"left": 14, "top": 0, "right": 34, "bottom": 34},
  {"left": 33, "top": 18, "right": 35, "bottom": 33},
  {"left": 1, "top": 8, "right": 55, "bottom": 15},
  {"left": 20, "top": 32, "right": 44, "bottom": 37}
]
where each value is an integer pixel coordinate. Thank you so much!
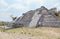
[{"left": 0, "top": 32, "right": 42, "bottom": 39}]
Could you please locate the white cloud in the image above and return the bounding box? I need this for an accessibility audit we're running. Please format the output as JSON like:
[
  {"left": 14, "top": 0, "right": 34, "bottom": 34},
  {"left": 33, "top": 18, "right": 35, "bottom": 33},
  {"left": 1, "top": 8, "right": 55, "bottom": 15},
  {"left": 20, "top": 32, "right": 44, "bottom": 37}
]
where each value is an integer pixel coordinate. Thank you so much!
[
  {"left": 24, "top": 0, "right": 44, "bottom": 6},
  {"left": 10, "top": 4, "right": 26, "bottom": 9},
  {"left": 0, "top": 13, "right": 10, "bottom": 18},
  {"left": 0, "top": 0, "right": 8, "bottom": 6},
  {"left": 26, "top": 0, "right": 42, "bottom": 4},
  {"left": 0, "top": 12, "right": 12, "bottom": 21},
  {"left": 9, "top": 3, "right": 30, "bottom": 12},
  {"left": 16, "top": 0, "right": 22, "bottom": 2},
  {"left": 0, "top": 0, "right": 8, "bottom": 11}
]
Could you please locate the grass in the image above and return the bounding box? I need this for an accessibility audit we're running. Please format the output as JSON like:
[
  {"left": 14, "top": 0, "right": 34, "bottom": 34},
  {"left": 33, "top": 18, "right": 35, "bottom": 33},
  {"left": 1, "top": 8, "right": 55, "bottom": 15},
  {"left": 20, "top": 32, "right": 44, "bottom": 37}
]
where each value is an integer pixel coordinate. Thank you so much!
[{"left": 0, "top": 26, "right": 60, "bottom": 39}]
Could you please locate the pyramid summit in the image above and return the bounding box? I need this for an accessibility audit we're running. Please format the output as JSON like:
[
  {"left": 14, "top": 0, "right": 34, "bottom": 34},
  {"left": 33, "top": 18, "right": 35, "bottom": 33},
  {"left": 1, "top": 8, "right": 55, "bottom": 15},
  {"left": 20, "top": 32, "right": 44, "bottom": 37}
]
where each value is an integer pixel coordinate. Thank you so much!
[{"left": 8, "top": 6, "right": 60, "bottom": 28}]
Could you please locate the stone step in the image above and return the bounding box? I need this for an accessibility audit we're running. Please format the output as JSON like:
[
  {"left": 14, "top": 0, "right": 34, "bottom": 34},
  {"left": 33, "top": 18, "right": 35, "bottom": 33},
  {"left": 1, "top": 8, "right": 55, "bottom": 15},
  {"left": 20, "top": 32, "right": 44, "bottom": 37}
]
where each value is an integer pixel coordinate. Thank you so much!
[{"left": 29, "top": 11, "right": 42, "bottom": 27}]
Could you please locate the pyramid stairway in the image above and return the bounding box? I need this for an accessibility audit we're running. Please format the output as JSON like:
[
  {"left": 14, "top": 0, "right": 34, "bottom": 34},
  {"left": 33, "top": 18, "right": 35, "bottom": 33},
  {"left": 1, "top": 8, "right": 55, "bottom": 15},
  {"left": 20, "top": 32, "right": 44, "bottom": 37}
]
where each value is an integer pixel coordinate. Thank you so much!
[{"left": 29, "top": 11, "right": 42, "bottom": 27}]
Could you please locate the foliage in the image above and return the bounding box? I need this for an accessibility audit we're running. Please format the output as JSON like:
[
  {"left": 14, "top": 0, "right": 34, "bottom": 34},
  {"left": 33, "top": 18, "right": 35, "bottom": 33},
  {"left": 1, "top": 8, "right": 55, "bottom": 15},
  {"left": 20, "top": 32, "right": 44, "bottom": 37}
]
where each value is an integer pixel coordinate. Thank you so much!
[
  {"left": 10, "top": 15, "right": 17, "bottom": 21},
  {"left": 0, "top": 21, "right": 8, "bottom": 26},
  {"left": 50, "top": 7, "right": 60, "bottom": 17}
]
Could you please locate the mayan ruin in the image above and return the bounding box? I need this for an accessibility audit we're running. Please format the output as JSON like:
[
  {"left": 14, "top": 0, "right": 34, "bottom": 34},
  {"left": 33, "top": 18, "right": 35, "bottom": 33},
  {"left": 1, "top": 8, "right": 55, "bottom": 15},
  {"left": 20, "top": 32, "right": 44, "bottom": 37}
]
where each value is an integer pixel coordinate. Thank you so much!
[{"left": 8, "top": 6, "right": 60, "bottom": 28}]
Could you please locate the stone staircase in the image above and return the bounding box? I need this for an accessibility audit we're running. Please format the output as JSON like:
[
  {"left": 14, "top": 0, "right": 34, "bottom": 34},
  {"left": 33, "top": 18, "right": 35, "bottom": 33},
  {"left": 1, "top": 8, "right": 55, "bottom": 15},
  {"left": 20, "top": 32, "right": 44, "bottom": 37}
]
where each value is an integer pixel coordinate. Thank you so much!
[{"left": 29, "top": 11, "right": 42, "bottom": 27}]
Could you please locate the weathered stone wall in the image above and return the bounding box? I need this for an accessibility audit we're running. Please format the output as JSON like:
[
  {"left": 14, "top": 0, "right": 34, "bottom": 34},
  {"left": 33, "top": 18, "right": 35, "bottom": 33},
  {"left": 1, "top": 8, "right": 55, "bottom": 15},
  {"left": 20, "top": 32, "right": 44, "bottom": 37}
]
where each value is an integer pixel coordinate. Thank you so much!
[
  {"left": 16, "top": 10, "right": 35, "bottom": 26},
  {"left": 38, "top": 15, "right": 60, "bottom": 27}
]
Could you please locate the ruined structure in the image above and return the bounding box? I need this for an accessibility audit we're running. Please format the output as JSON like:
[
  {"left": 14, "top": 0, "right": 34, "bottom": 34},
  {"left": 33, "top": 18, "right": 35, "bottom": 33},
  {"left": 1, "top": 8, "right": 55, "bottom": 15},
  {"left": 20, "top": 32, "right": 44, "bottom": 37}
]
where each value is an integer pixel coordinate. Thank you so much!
[{"left": 8, "top": 6, "right": 60, "bottom": 28}]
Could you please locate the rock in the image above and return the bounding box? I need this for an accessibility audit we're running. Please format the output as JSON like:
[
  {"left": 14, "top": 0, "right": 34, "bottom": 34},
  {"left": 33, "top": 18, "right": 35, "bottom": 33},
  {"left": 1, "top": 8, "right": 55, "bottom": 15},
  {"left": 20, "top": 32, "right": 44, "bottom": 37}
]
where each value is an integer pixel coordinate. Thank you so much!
[{"left": 7, "top": 6, "right": 60, "bottom": 28}]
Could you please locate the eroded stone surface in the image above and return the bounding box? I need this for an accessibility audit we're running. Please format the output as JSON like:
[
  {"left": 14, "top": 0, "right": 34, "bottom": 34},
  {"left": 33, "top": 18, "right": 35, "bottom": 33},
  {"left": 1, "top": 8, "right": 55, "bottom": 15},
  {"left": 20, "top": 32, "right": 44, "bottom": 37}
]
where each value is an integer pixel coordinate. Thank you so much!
[{"left": 8, "top": 6, "right": 60, "bottom": 28}]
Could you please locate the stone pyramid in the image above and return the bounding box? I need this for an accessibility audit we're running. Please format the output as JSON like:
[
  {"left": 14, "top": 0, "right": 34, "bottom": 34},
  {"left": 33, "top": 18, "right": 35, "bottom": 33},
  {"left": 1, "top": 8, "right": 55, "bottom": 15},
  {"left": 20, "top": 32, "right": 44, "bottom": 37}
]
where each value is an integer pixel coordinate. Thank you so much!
[{"left": 8, "top": 6, "right": 60, "bottom": 28}]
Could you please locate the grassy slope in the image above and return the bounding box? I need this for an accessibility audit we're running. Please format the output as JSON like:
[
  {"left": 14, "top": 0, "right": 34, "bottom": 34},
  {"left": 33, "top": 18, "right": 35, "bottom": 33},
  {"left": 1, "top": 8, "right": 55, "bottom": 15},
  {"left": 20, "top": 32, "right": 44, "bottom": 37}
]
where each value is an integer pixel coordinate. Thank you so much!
[{"left": 0, "top": 27, "right": 60, "bottom": 39}]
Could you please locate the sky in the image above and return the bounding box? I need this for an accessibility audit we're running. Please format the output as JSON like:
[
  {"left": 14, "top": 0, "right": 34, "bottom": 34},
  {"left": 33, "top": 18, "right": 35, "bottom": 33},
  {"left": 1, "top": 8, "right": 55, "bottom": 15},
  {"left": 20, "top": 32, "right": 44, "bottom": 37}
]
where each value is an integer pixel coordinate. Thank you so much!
[{"left": 0, "top": 0, "right": 60, "bottom": 22}]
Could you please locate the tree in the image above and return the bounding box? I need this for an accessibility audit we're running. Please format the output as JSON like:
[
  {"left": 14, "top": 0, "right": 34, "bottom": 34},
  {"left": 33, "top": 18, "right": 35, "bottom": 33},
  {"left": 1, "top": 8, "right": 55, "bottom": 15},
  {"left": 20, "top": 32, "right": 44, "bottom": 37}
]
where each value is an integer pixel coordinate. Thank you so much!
[
  {"left": 50, "top": 7, "right": 57, "bottom": 13},
  {"left": 10, "top": 15, "right": 17, "bottom": 21},
  {"left": 50, "top": 7, "right": 59, "bottom": 16},
  {"left": 58, "top": 11, "right": 60, "bottom": 16}
]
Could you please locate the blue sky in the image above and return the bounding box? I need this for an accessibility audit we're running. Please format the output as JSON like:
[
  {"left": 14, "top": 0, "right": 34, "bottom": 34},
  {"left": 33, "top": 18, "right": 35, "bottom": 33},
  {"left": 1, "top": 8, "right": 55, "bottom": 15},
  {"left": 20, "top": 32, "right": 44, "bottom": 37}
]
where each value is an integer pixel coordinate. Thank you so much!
[{"left": 0, "top": 0, "right": 60, "bottom": 22}]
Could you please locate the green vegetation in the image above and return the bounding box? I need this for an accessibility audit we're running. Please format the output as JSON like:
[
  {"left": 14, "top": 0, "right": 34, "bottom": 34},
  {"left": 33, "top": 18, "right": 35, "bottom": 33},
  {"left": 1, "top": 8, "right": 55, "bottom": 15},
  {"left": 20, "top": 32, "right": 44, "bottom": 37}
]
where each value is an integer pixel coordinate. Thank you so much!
[
  {"left": 0, "top": 28, "right": 5, "bottom": 32},
  {"left": 0, "top": 21, "right": 8, "bottom": 26},
  {"left": 50, "top": 7, "right": 60, "bottom": 18}
]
